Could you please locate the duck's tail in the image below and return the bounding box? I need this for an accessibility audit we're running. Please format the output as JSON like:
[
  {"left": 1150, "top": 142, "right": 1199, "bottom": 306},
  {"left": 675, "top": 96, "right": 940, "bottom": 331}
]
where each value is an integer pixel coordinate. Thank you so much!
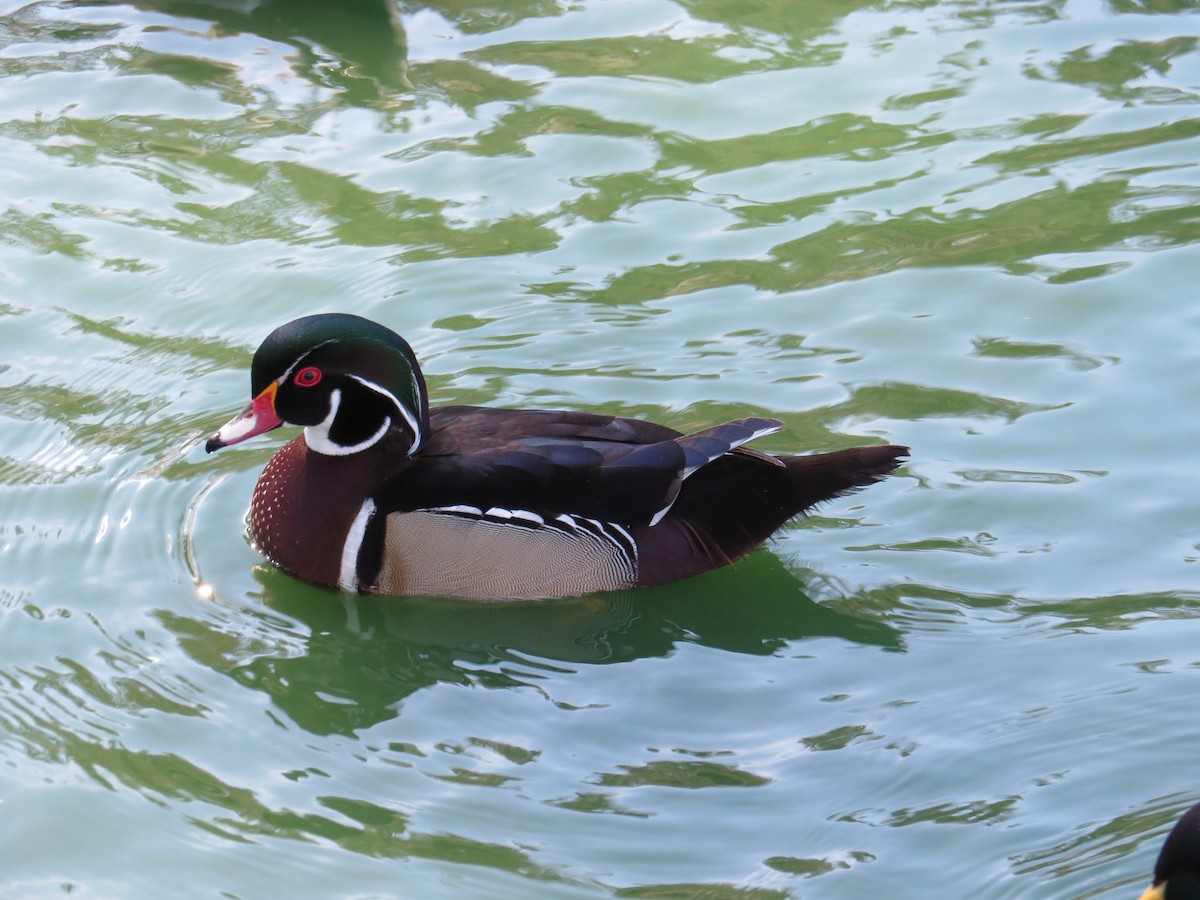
[{"left": 634, "top": 444, "right": 908, "bottom": 587}]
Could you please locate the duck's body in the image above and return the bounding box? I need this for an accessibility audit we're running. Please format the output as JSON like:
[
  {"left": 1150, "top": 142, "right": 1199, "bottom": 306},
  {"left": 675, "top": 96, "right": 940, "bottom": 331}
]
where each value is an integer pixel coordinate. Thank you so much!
[
  {"left": 1141, "top": 801, "right": 1200, "bottom": 900},
  {"left": 207, "top": 314, "right": 907, "bottom": 600}
]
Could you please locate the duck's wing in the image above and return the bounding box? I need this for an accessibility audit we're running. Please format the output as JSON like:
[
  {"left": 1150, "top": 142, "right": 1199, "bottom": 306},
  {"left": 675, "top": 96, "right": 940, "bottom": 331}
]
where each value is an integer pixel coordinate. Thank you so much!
[{"left": 379, "top": 405, "right": 784, "bottom": 526}]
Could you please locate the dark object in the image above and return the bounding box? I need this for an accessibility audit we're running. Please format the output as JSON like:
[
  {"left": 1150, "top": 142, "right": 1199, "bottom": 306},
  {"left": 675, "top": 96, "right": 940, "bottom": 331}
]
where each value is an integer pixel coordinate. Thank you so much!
[{"left": 1142, "top": 801, "right": 1200, "bottom": 900}]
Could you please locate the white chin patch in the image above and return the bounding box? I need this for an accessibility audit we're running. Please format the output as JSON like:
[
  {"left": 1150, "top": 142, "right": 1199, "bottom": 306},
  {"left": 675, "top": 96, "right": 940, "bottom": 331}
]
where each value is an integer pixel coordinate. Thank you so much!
[
  {"left": 303, "top": 389, "right": 390, "bottom": 456},
  {"left": 348, "top": 374, "right": 423, "bottom": 454}
]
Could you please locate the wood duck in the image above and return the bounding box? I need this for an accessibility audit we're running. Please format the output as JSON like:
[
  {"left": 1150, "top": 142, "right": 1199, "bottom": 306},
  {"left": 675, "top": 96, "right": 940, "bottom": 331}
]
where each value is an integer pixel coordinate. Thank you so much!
[
  {"left": 206, "top": 314, "right": 908, "bottom": 600},
  {"left": 1141, "top": 801, "right": 1200, "bottom": 900}
]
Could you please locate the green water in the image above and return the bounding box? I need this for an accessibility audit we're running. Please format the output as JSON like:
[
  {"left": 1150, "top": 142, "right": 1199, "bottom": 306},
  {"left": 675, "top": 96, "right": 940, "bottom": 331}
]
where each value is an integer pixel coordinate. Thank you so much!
[{"left": 1, "top": 0, "right": 1199, "bottom": 896}]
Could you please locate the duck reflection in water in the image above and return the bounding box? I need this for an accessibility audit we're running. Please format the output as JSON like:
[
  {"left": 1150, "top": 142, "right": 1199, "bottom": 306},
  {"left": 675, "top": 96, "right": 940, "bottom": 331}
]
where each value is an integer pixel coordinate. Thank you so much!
[
  {"left": 165, "top": 554, "right": 901, "bottom": 737},
  {"left": 75, "top": 0, "right": 408, "bottom": 101}
]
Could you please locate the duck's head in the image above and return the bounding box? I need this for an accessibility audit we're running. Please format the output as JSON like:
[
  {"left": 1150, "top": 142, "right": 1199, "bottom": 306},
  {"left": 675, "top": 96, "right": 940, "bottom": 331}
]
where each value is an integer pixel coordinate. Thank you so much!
[
  {"left": 1141, "top": 801, "right": 1200, "bottom": 900},
  {"left": 205, "top": 313, "right": 429, "bottom": 457}
]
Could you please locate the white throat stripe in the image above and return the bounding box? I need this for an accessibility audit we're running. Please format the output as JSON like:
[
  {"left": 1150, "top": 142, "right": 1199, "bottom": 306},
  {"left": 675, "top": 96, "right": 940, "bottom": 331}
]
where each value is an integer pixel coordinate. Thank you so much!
[{"left": 339, "top": 498, "right": 376, "bottom": 591}]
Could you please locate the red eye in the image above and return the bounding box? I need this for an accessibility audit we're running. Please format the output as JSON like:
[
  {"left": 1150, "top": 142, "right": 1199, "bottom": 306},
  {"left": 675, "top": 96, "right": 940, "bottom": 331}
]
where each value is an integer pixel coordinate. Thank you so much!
[{"left": 294, "top": 366, "right": 322, "bottom": 387}]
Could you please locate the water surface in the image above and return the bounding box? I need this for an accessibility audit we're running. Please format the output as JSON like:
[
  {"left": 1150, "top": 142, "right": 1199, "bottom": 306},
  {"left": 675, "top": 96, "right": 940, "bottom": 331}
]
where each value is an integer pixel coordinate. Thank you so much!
[{"left": 1, "top": 0, "right": 1199, "bottom": 897}]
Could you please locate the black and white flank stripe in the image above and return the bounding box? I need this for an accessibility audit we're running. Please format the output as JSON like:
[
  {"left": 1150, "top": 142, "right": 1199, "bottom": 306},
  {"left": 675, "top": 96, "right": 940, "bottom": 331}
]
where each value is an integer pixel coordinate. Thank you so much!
[{"left": 428, "top": 504, "right": 639, "bottom": 569}]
